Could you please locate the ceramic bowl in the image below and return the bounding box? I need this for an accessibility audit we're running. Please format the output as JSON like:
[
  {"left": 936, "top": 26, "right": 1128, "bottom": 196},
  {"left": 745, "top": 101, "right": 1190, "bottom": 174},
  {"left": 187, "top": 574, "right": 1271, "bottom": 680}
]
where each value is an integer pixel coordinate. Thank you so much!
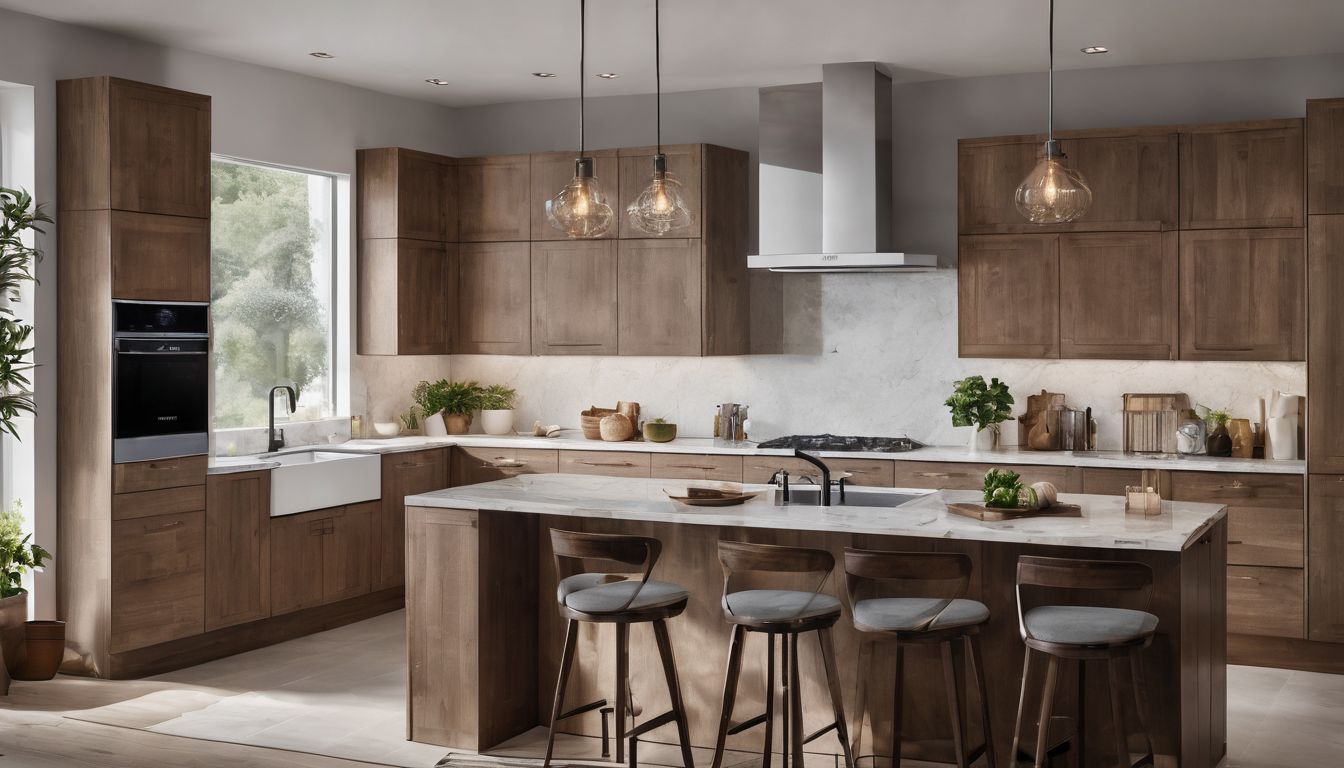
[{"left": 372, "top": 421, "right": 401, "bottom": 437}]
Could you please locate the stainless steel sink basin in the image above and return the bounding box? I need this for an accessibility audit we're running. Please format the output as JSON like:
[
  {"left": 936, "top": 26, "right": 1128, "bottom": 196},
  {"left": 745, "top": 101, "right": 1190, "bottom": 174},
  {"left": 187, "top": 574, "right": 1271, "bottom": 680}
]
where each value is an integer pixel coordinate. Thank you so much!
[{"left": 775, "top": 486, "right": 928, "bottom": 508}]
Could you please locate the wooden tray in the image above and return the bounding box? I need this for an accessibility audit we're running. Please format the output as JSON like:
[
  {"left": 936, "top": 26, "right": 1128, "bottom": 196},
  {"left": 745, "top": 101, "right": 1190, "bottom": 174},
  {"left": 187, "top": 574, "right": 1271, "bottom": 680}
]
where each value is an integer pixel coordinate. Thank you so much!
[
  {"left": 947, "top": 502, "right": 1083, "bottom": 521},
  {"left": 665, "top": 487, "right": 757, "bottom": 507}
]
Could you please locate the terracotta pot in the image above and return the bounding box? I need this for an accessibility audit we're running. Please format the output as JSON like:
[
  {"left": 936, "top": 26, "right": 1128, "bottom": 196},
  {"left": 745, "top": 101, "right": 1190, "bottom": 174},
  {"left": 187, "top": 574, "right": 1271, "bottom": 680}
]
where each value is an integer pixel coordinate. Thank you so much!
[
  {"left": 445, "top": 413, "right": 472, "bottom": 435},
  {"left": 1, "top": 593, "right": 28, "bottom": 681},
  {"left": 12, "top": 620, "right": 64, "bottom": 681}
]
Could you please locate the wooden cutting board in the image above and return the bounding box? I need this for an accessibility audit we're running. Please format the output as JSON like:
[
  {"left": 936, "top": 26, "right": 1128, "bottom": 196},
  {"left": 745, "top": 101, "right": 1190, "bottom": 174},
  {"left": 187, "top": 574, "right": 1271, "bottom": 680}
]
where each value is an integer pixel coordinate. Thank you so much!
[{"left": 947, "top": 502, "right": 1083, "bottom": 521}]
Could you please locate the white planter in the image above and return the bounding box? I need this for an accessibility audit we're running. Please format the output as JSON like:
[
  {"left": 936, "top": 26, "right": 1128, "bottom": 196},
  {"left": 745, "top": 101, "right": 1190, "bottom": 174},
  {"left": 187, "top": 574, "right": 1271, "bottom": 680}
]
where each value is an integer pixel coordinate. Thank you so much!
[
  {"left": 423, "top": 411, "right": 448, "bottom": 437},
  {"left": 968, "top": 425, "right": 998, "bottom": 453},
  {"left": 480, "top": 409, "right": 515, "bottom": 436}
]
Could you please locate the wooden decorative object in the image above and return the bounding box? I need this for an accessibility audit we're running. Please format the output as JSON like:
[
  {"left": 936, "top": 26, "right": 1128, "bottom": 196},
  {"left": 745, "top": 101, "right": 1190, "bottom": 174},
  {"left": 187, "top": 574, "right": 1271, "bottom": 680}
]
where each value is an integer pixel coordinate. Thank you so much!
[
  {"left": 580, "top": 407, "right": 616, "bottom": 440},
  {"left": 599, "top": 413, "right": 635, "bottom": 442},
  {"left": 946, "top": 501, "right": 1083, "bottom": 521},
  {"left": 1019, "top": 390, "right": 1066, "bottom": 451}
]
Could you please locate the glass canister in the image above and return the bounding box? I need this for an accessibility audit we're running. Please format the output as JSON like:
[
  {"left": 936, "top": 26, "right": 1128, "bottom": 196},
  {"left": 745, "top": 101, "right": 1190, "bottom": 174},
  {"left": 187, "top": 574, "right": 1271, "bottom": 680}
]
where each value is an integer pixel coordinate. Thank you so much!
[{"left": 1176, "top": 411, "right": 1206, "bottom": 455}]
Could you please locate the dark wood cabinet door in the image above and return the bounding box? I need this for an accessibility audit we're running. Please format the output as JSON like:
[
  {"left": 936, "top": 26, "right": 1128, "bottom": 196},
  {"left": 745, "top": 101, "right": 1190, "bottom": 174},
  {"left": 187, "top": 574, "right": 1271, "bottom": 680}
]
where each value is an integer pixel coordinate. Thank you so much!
[
  {"left": 357, "top": 148, "right": 457, "bottom": 241},
  {"left": 1178, "top": 228, "right": 1305, "bottom": 361},
  {"left": 458, "top": 154, "right": 531, "bottom": 242},
  {"left": 324, "top": 503, "right": 374, "bottom": 603},
  {"left": 358, "top": 239, "right": 455, "bottom": 355},
  {"left": 530, "top": 240, "right": 618, "bottom": 355},
  {"left": 456, "top": 242, "right": 531, "bottom": 354},
  {"left": 617, "top": 144, "right": 702, "bottom": 239},
  {"left": 205, "top": 470, "right": 270, "bottom": 631},
  {"left": 109, "top": 79, "right": 210, "bottom": 218},
  {"left": 617, "top": 239, "right": 702, "bottom": 355},
  {"left": 957, "top": 234, "right": 1059, "bottom": 358},
  {"left": 1059, "top": 232, "right": 1177, "bottom": 359},
  {"left": 450, "top": 447, "right": 559, "bottom": 487},
  {"left": 269, "top": 512, "right": 325, "bottom": 616},
  {"left": 110, "top": 510, "right": 206, "bottom": 652},
  {"left": 1308, "top": 99, "right": 1344, "bottom": 215},
  {"left": 376, "top": 450, "right": 448, "bottom": 591},
  {"left": 957, "top": 131, "right": 1176, "bottom": 234},
  {"left": 110, "top": 211, "right": 210, "bottom": 301},
  {"left": 1308, "top": 474, "right": 1344, "bottom": 641},
  {"left": 529, "top": 150, "right": 618, "bottom": 241},
  {"left": 1180, "top": 121, "right": 1305, "bottom": 229},
  {"left": 1227, "top": 565, "right": 1304, "bottom": 638},
  {"left": 1310, "top": 215, "right": 1344, "bottom": 472}
]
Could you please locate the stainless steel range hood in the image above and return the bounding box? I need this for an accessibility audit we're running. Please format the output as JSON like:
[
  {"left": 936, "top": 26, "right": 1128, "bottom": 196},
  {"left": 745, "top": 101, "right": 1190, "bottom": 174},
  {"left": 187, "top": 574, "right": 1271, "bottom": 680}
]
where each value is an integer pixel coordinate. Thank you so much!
[{"left": 749, "top": 63, "right": 936, "bottom": 273}]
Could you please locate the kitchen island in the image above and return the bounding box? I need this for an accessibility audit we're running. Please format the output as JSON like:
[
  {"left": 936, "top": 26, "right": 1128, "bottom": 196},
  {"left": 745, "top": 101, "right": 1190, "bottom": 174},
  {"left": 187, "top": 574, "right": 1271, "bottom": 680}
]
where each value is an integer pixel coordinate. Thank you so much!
[{"left": 404, "top": 474, "right": 1227, "bottom": 767}]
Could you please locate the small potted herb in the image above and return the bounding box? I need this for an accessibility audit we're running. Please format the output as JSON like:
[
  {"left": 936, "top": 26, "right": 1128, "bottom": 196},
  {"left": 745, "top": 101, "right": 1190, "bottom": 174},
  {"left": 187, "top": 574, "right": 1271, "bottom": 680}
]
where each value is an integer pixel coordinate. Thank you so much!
[
  {"left": 478, "top": 384, "right": 518, "bottom": 436},
  {"left": 1205, "top": 408, "right": 1233, "bottom": 457},
  {"left": 413, "top": 379, "right": 483, "bottom": 436},
  {"left": 944, "top": 375, "right": 1014, "bottom": 452},
  {"left": 642, "top": 417, "right": 677, "bottom": 443}
]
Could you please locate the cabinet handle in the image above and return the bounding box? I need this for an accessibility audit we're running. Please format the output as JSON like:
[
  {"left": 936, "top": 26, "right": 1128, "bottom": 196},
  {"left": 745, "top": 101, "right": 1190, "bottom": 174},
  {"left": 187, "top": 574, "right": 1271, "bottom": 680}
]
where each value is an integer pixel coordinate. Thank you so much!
[
  {"left": 396, "top": 461, "right": 432, "bottom": 469},
  {"left": 143, "top": 519, "right": 185, "bottom": 533},
  {"left": 483, "top": 459, "right": 526, "bottom": 468},
  {"left": 146, "top": 463, "right": 178, "bottom": 471},
  {"left": 670, "top": 464, "right": 719, "bottom": 471},
  {"left": 578, "top": 460, "right": 636, "bottom": 468},
  {"left": 917, "top": 472, "right": 952, "bottom": 478}
]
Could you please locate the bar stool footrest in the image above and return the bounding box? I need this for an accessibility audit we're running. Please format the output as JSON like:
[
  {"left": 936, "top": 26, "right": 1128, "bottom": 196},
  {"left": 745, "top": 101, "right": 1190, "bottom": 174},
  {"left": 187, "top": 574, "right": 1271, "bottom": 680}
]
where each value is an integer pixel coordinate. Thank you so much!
[
  {"left": 727, "top": 712, "right": 768, "bottom": 736},
  {"left": 559, "top": 698, "right": 609, "bottom": 722},
  {"left": 802, "top": 721, "right": 838, "bottom": 746},
  {"left": 627, "top": 710, "right": 678, "bottom": 740}
]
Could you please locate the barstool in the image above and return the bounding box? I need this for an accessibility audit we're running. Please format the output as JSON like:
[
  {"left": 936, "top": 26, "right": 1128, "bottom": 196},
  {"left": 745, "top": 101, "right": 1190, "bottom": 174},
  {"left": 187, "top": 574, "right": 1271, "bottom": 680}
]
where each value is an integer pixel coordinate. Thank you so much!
[
  {"left": 843, "top": 548, "right": 996, "bottom": 768},
  {"left": 544, "top": 529, "right": 695, "bottom": 768},
  {"left": 1010, "top": 556, "right": 1157, "bottom": 768},
  {"left": 710, "top": 541, "right": 855, "bottom": 768}
]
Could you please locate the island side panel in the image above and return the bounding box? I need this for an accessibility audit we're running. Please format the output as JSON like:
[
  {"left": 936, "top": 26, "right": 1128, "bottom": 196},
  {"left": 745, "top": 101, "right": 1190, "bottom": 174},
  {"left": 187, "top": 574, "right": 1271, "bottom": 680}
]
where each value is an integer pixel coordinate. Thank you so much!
[{"left": 1179, "top": 517, "right": 1228, "bottom": 768}]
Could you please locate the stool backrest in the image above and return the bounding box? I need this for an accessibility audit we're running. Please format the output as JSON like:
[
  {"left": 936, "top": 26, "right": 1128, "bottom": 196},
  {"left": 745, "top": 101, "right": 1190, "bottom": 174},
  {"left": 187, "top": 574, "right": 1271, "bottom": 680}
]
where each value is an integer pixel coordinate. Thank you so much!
[
  {"left": 717, "top": 540, "right": 834, "bottom": 618},
  {"left": 1015, "top": 555, "right": 1154, "bottom": 638},
  {"left": 550, "top": 528, "right": 662, "bottom": 612},
  {"left": 843, "top": 548, "right": 972, "bottom": 603}
]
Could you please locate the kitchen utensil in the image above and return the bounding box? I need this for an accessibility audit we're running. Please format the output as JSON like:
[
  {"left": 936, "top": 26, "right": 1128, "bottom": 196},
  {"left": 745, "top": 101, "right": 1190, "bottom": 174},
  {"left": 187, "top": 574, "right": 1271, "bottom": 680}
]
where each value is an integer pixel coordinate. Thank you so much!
[
  {"left": 946, "top": 501, "right": 1082, "bottom": 521},
  {"left": 1228, "top": 418, "right": 1254, "bottom": 458},
  {"left": 716, "top": 403, "right": 748, "bottom": 443},
  {"left": 1122, "top": 392, "right": 1190, "bottom": 453}
]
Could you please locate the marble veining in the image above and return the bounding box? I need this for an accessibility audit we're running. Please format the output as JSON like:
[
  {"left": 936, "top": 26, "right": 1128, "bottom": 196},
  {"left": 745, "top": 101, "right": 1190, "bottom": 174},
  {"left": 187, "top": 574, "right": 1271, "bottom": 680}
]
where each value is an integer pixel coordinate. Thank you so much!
[{"left": 404, "top": 473, "right": 1226, "bottom": 552}]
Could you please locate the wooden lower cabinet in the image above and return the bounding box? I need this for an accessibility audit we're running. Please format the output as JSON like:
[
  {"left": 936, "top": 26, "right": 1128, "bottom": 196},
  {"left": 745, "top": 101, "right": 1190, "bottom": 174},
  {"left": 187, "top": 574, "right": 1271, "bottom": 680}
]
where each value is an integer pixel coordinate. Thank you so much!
[
  {"left": 376, "top": 449, "right": 448, "bottom": 590},
  {"left": 650, "top": 453, "right": 743, "bottom": 482},
  {"left": 110, "top": 510, "right": 206, "bottom": 653},
  {"left": 452, "top": 447, "right": 559, "bottom": 486},
  {"left": 324, "top": 503, "right": 375, "bottom": 603},
  {"left": 558, "top": 450, "right": 651, "bottom": 478},
  {"left": 1079, "top": 467, "right": 1171, "bottom": 497},
  {"left": 1308, "top": 474, "right": 1344, "bottom": 641},
  {"left": 270, "top": 503, "right": 374, "bottom": 616},
  {"left": 1227, "top": 565, "right": 1304, "bottom": 638},
  {"left": 113, "top": 455, "right": 207, "bottom": 494},
  {"left": 205, "top": 470, "right": 270, "bottom": 631},
  {"left": 889, "top": 461, "right": 1078, "bottom": 492}
]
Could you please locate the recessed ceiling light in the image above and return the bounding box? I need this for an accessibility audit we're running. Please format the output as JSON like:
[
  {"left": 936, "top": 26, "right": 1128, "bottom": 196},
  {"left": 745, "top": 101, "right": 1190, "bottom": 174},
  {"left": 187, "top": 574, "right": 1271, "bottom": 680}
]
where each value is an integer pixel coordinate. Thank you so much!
[
  {"left": 532, "top": 72, "right": 557, "bottom": 78},
  {"left": 1081, "top": 46, "right": 1109, "bottom": 54},
  {"left": 425, "top": 78, "right": 451, "bottom": 86},
  {"left": 308, "top": 51, "right": 334, "bottom": 59},
  {"left": 596, "top": 72, "right": 620, "bottom": 79}
]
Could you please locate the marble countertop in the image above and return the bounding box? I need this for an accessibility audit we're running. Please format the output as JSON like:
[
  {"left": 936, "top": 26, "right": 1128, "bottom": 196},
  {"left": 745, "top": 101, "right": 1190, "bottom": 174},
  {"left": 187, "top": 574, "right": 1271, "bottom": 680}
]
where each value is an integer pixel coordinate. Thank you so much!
[
  {"left": 208, "top": 430, "right": 1305, "bottom": 475},
  {"left": 404, "top": 473, "right": 1226, "bottom": 552}
]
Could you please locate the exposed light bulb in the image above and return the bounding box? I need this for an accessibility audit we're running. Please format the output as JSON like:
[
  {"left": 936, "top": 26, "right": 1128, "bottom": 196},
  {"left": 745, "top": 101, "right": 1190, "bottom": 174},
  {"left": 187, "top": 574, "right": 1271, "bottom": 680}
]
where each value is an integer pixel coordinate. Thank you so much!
[
  {"left": 1014, "top": 141, "right": 1092, "bottom": 224},
  {"left": 547, "top": 157, "right": 613, "bottom": 238},
  {"left": 627, "top": 154, "right": 691, "bottom": 235}
]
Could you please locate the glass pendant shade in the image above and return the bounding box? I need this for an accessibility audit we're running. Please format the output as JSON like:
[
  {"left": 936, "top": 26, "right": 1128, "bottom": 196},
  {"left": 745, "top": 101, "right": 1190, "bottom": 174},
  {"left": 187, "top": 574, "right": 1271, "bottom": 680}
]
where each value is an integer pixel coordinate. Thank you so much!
[
  {"left": 547, "top": 157, "right": 613, "bottom": 238},
  {"left": 627, "top": 154, "right": 691, "bottom": 235},
  {"left": 1014, "top": 142, "right": 1092, "bottom": 224}
]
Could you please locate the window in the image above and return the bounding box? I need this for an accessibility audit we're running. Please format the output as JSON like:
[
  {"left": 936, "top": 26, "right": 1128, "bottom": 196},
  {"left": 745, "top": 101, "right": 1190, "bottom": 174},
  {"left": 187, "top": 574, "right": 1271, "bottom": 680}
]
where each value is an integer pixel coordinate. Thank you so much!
[{"left": 210, "top": 157, "right": 337, "bottom": 428}]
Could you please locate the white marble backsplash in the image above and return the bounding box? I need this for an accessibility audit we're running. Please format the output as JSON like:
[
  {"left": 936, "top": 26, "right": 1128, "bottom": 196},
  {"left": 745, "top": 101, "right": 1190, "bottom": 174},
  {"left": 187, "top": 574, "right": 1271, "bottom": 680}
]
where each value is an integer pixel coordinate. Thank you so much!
[
  {"left": 212, "top": 417, "right": 352, "bottom": 457},
  {"left": 449, "top": 269, "right": 1305, "bottom": 450}
]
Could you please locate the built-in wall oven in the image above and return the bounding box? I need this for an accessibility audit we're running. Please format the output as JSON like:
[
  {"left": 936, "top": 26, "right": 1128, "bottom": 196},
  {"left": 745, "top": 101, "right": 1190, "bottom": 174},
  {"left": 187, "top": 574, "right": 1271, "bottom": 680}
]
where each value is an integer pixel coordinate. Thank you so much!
[{"left": 112, "top": 300, "right": 210, "bottom": 463}]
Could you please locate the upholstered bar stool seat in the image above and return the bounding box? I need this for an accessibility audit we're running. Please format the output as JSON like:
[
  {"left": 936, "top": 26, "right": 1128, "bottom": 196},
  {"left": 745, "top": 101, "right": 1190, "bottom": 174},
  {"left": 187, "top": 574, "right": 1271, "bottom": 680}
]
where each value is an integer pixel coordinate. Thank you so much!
[
  {"left": 559, "top": 574, "right": 690, "bottom": 615},
  {"left": 852, "top": 596, "right": 990, "bottom": 633},
  {"left": 723, "top": 589, "right": 841, "bottom": 624},
  {"left": 1022, "top": 605, "right": 1158, "bottom": 647}
]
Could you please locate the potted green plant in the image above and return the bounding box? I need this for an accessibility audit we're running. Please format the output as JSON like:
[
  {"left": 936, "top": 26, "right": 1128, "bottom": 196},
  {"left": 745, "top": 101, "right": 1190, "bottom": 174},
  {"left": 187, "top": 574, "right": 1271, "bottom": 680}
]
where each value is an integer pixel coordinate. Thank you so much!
[
  {"left": 478, "top": 384, "right": 518, "bottom": 436},
  {"left": 0, "top": 189, "right": 46, "bottom": 440},
  {"left": 413, "top": 379, "right": 483, "bottom": 436},
  {"left": 1206, "top": 408, "right": 1233, "bottom": 457},
  {"left": 2, "top": 500, "right": 53, "bottom": 686},
  {"left": 944, "top": 375, "right": 1014, "bottom": 452}
]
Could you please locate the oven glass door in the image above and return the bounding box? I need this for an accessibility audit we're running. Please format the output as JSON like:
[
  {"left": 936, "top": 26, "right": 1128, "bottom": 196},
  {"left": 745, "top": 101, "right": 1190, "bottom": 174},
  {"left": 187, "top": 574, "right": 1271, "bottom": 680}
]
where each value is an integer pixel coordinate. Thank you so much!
[{"left": 114, "top": 338, "right": 209, "bottom": 439}]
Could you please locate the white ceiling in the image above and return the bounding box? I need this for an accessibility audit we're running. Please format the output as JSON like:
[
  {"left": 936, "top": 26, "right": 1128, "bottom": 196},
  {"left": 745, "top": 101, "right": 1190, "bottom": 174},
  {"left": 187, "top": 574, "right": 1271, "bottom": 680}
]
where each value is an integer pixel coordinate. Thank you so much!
[{"left": 5, "top": 0, "right": 1344, "bottom": 107}]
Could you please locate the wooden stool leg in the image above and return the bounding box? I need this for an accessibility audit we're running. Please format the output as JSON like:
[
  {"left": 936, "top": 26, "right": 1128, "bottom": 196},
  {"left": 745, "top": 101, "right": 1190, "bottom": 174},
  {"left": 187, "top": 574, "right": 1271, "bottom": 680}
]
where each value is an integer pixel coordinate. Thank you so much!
[
  {"left": 779, "top": 633, "right": 790, "bottom": 768},
  {"left": 1074, "top": 660, "right": 1086, "bottom": 768},
  {"left": 1010, "top": 648, "right": 1033, "bottom": 768},
  {"left": 616, "top": 623, "right": 629, "bottom": 765},
  {"left": 545, "top": 619, "right": 580, "bottom": 768},
  {"left": 1128, "top": 648, "right": 1155, "bottom": 767},
  {"left": 712, "top": 625, "right": 746, "bottom": 768},
  {"left": 968, "top": 634, "right": 997, "bottom": 768},
  {"left": 788, "top": 632, "right": 805, "bottom": 768},
  {"left": 764, "top": 632, "right": 776, "bottom": 768},
  {"left": 1108, "top": 657, "right": 1130, "bottom": 768},
  {"left": 941, "top": 640, "right": 969, "bottom": 768},
  {"left": 1033, "top": 656, "right": 1059, "bottom": 768},
  {"left": 851, "top": 638, "right": 873, "bottom": 762},
  {"left": 818, "top": 628, "right": 855, "bottom": 768},
  {"left": 892, "top": 640, "right": 905, "bottom": 768},
  {"left": 653, "top": 619, "right": 696, "bottom": 768}
]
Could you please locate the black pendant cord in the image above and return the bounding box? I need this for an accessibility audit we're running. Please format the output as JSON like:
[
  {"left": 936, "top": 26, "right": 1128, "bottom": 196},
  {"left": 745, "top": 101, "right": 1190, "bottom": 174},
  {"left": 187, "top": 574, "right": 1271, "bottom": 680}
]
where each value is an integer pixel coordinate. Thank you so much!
[
  {"left": 580, "top": 0, "right": 586, "bottom": 156},
  {"left": 1047, "top": 0, "right": 1054, "bottom": 143},
  {"left": 655, "top": 0, "right": 661, "bottom": 155}
]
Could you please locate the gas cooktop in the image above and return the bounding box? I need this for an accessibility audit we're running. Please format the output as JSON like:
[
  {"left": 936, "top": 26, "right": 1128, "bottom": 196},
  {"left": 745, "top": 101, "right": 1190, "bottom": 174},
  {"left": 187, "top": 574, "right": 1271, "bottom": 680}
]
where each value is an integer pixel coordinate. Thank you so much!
[{"left": 756, "top": 434, "right": 925, "bottom": 453}]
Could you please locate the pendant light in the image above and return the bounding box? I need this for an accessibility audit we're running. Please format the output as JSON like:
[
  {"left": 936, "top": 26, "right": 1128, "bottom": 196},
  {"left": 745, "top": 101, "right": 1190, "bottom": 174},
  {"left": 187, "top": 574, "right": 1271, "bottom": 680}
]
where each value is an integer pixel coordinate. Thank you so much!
[
  {"left": 627, "top": 0, "right": 691, "bottom": 236},
  {"left": 1014, "top": 0, "right": 1092, "bottom": 224},
  {"left": 547, "top": 0, "right": 613, "bottom": 238}
]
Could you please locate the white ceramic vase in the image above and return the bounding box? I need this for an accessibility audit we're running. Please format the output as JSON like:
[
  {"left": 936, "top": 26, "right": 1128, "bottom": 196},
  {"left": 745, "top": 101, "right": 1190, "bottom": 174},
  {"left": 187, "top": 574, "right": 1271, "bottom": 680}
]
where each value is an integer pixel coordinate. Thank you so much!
[
  {"left": 480, "top": 409, "right": 514, "bottom": 436},
  {"left": 968, "top": 425, "right": 998, "bottom": 452},
  {"left": 423, "top": 411, "right": 448, "bottom": 437}
]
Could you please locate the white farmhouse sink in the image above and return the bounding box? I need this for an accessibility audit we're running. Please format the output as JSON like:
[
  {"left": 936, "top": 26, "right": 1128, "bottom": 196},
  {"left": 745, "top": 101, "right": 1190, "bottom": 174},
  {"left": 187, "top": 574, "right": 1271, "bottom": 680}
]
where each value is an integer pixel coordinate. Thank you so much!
[{"left": 269, "top": 451, "right": 381, "bottom": 517}]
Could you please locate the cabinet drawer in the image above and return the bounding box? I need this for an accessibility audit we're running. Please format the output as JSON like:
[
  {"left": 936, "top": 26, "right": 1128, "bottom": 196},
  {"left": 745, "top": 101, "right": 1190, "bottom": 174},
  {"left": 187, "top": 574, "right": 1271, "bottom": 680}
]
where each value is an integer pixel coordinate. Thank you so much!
[
  {"left": 559, "top": 450, "right": 651, "bottom": 478},
  {"left": 451, "top": 447, "right": 558, "bottom": 487},
  {"left": 112, "top": 484, "right": 206, "bottom": 521},
  {"left": 890, "top": 461, "right": 1077, "bottom": 492},
  {"left": 1170, "top": 471, "right": 1304, "bottom": 509},
  {"left": 1080, "top": 467, "right": 1171, "bottom": 497},
  {"left": 1227, "top": 565, "right": 1304, "bottom": 638},
  {"left": 1227, "top": 506, "right": 1304, "bottom": 567},
  {"left": 111, "top": 510, "right": 205, "bottom": 652},
  {"left": 743, "top": 457, "right": 894, "bottom": 487},
  {"left": 650, "top": 453, "right": 743, "bottom": 483},
  {"left": 113, "top": 455, "right": 207, "bottom": 494}
]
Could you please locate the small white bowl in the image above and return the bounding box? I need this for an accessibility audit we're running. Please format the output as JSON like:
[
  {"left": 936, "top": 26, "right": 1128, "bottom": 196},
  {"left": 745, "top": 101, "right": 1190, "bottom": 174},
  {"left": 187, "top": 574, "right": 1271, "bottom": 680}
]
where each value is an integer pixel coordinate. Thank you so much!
[{"left": 372, "top": 421, "right": 401, "bottom": 438}]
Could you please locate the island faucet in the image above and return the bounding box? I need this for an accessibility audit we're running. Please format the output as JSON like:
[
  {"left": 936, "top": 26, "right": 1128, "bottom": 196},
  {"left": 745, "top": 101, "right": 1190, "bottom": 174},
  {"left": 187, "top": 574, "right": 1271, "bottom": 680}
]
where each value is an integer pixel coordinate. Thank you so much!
[
  {"left": 794, "top": 449, "right": 832, "bottom": 506},
  {"left": 268, "top": 385, "right": 297, "bottom": 453}
]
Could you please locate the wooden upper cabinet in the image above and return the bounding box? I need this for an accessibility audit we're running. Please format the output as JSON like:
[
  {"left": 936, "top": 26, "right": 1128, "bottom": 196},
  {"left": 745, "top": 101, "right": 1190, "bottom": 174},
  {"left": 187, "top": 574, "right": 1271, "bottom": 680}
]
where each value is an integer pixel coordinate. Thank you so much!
[
  {"left": 617, "top": 144, "right": 703, "bottom": 239},
  {"left": 358, "top": 239, "right": 455, "bottom": 355},
  {"left": 618, "top": 239, "right": 702, "bottom": 356},
  {"left": 458, "top": 154, "right": 531, "bottom": 242},
  {"left": 204, "top": 470, "right": 270, "bottom": 632},
  {"left": 456, "top": 242, "right": 531, "bottom": 355},
  {"left": 1308, "top": 474, "right": 1344, "bottom": 642},
  {"left": 1180, "top": 121, "right": 1305, "bottom": 229},
  {"left": 530, "top": 240, "right": 618, "bottom": 355},
  {"left": 59, "top": 77, "right": 211, "bottom": 218},
  {"left": 957, "top": 130, "right": 1176, "bottom": 234},
  {"left": 529, "top": 150, "right": 618, "bottom": 241},
  {"left": 1059, "top": 232, "right": 1177, "bottom": 359},
  {"left": 958, "top": 234, "right": 1059, "bottom": 358},
  {"left": 1178, "top": 228, "right": 1305, "bottom": 361},
  {"left": 110, "top": 211, "right": 210, "bottom": 302},
  {"left": 1308, "top": 99, "right": 1344, "bottom": 215},
  {"left": 1309, "top": 215, "right": 1344, "bottom": 472},
  {"left": 357, "top": 148, "right": 457, "bottom": 242}
]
